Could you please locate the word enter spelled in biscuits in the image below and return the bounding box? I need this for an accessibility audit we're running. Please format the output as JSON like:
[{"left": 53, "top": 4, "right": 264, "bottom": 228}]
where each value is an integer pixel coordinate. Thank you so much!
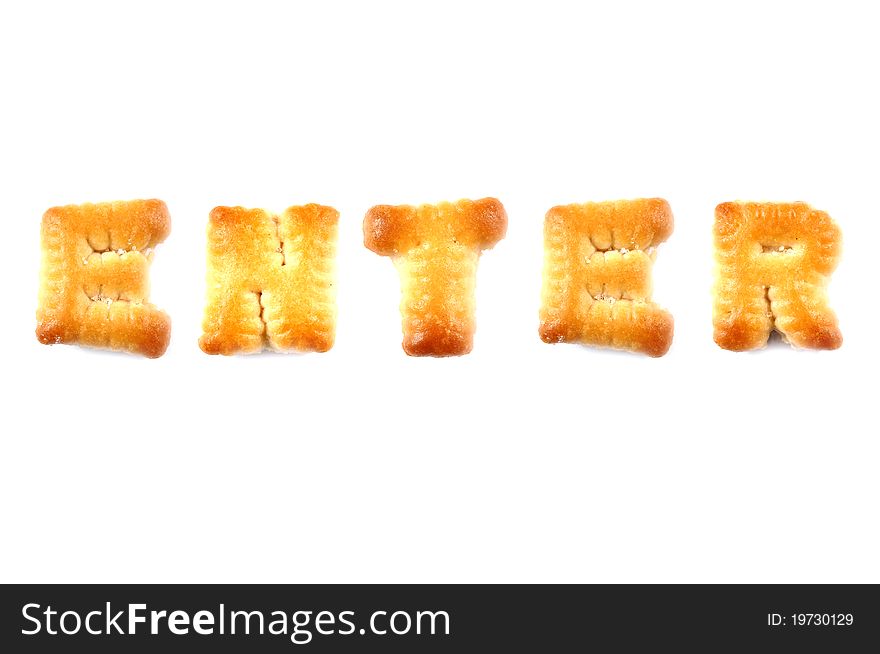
[{"left": 35, "top": 197, "right": 845, "bottom": 358}]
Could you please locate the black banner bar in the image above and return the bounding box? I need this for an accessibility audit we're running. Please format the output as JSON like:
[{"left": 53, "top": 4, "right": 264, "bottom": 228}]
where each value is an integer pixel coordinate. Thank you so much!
[{"left": 1, "top": 584, "right": 876, "bottom": 652}]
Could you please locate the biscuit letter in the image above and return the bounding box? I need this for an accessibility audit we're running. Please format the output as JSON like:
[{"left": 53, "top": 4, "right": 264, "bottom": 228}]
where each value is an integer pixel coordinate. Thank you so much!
[
  {"left": 539, "top": 198, "right": 674, "bottom": 357},
  {"left": 713, "top": 201, "right": 842, "bottom": 350},
  {"left": 199, "top": 204, "right": 339, "bottom": 354},
  {"left": 36, "top": 199, "right": 171, "bottom": 358},
  {"left": 364, "top": 198, "right": 507, "bottom": 356}
]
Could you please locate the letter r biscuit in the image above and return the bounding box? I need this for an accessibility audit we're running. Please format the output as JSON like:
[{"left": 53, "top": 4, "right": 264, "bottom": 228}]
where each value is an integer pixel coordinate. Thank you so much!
[{"left": 713, "top": 201, "right": 842, "bottom": 350}]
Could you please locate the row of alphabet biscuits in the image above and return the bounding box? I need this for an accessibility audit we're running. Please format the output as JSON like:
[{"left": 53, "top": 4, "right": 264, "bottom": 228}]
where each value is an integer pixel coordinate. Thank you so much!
[{"left": 36, "top": 197, "right": 842, "bottom": 358}]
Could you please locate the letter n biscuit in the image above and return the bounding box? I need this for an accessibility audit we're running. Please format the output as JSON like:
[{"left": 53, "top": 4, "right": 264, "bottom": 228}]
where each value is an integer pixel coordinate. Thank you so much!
[{"left": 199, "top": 204, "right": 339, "bottom": 354}]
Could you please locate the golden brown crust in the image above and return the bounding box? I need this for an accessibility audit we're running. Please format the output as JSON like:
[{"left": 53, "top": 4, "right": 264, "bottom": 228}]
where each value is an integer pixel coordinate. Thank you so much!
[
  {"left": 713, "top": 201, "right": 842, "bottom": 351},
  {"left": 364, "top": 197, "right": 507, "bottom": 357},
  {"left": 36, "top": 199, "right": 171, "bottom": 358},
  {"left": 539, "top": 198, "right": 674, "bottom": 357},
  {"left": 199, "top": 203, "right": 339, "bottom": 355}
]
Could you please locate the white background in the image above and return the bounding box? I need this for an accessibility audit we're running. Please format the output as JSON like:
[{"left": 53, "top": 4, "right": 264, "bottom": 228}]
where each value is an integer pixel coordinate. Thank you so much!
[{"left": 1, "top": 1, "right": 877, "bottom": 583}]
